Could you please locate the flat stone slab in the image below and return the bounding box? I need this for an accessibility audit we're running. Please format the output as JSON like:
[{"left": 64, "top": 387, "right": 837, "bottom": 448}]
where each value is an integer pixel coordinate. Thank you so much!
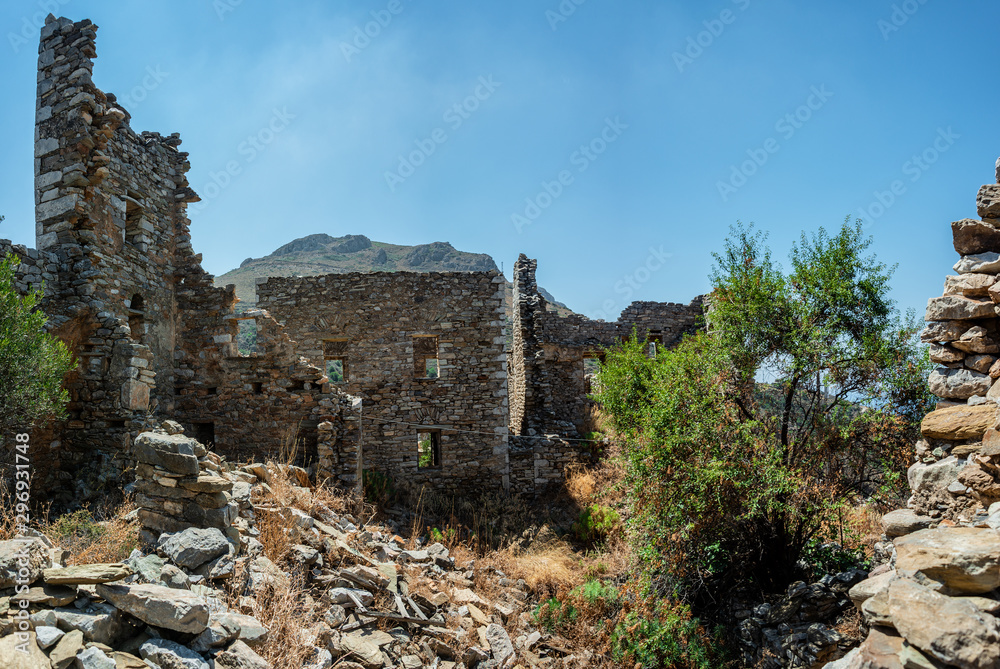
[
  {"left": 881, "top": 509, "right": 934, "bottom": 538},
  {"left": 158, "top": 527, "right": 230, "bottom": 570},
  {"left": 44, "top": 563, "right": 132, "bottom": 585},
  {"left": 921, "top": 404, "right": 998, "bottom": 440},
  {"left": 96, "top": 582, "right": 210, "bottom": 634},
  {"left": 895, "top": 527, "right": 1000, "bottom": 594}
]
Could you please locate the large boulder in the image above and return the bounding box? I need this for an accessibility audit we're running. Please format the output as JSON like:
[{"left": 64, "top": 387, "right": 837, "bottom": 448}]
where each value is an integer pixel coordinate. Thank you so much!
[
  {"left": 945, "top": 272, "right": 998, "bottom": 297},
  {"left": 848, "top": 569, "right": 895, "bottom": 608},
  {"left": 53, "top": 603, "right": 133, "bottom": 645},
  {"left": 887, "top": 578, "right": 1000, "bottom": 669},
  {"left": 928, "top": 368, "right": 992, "bottom": 399},
  {"left": 922, "top": 320, "right": 972, "bottom": 343},
  {"left": 895, "top": 527, "right": 1000, "bottom": 594},
  {"left": 920, "top": 404, "right": 997, "bottom": 440},
  {"left": 881, "top": 509, "right": 934, "bottom": 538},
  {"left": 978, "top": 184, "right": 1000, "bottom": 219},
  {"left": 134, "top": 432, "right": 200, "bottom": 476},
  {"left": 925, "top": 295, "right": 997, "bottom": 321},
  {"left": 0, "top": 538, "right": 50, "bottom": 588},
  {"left": 158, "top": 527, "right": 230, "bottom": 569},
  {"left": 908, "top": 457, "right": 965, "bottom": 494},
  {"left": 96, "top": 583, "right": 210, "bottom": 634},
  {"left": 953, "top": 219, "right": 1000, "bottom": 256}
]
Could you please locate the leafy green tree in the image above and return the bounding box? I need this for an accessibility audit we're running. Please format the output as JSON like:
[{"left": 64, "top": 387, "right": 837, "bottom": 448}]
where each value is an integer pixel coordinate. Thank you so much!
[
  {"left": 0, "top": 252, "right": 75, "bottom": 437},
  {"left": 596, "top": 219, "right": 932, "bottom": 597}
]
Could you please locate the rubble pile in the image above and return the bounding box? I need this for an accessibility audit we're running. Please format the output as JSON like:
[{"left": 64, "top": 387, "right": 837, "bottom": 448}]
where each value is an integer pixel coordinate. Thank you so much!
[{"left": 0, "top": 423, "right": 593, "bottom": 668}]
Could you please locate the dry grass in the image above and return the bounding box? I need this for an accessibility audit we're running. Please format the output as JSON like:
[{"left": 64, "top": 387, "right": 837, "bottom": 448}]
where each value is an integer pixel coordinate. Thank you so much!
[
  {"left": 484, "top": 541, "right": 584, "bottom": 600},
  {"left": 231, "top": 571, "right": 323, "bottom": 669},
  {"left": 36, "top": 497, "right": 140, "bottom": 565}
]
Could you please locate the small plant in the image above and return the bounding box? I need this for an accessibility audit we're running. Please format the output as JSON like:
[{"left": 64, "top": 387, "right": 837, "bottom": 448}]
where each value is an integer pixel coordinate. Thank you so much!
[
  {"left": 571, "top": 578, "right": 620, "bottom": 607},
  {"left": 610, "top": 600, "right": 724, "bottom": 669},
  {"left": 571, "top": 504, "right": 621, "bottom": 544},
  {"left": 533, "top": 597, "right": 578, "bottom": 633},
  {"left": 47, "top": 509, "right": 105, "bottom": 544},
  {"left": 428, "top": 526, "right": 457, "bottom": 544},
  {"left": 362, "top": 469, "right": 395, "bottom": 506}
]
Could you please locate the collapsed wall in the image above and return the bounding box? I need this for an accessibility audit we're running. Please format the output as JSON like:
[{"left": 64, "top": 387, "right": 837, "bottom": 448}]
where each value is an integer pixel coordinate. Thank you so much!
[
  {"left": 8, "top": 15, "right": 360, "bottom": 506},
  {"left": 827, "top": 161, "right": 1000, "bottom": 669},
  {"left": 257, "top": 271, "right": 510, "bottom": 493}
]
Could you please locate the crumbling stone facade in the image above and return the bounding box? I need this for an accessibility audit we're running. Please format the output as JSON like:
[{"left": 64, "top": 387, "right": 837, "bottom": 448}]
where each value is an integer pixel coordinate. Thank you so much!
[
  {"left": 4, "top": 15, "right": 706, "bottom": 503},
  {"left": 509, "top": 254, "right": 704, "bottom": 438},
  {"left": 1, "top": 15, "right": 360, "bottom": 506},
  {"left": 257, "top": 271, "right": 510, "bottom": 493}
]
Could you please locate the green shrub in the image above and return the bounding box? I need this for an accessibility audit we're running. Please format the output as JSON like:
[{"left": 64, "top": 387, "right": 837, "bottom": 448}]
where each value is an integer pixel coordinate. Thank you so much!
[
  {"left": 47, "top": 509, "right": 105, "bottom": 543},
  {"left": 570, "top": 578, "right": 619, "bottom": 607},
  {"left": 362, "top": 469, "right": 395, "bottom": 506},
  {"left": 610, "top": 600, "right": 722, "bottom": 669},
  {"left": 533, "top": 597, "right": 578, "bottom": 633},
  {"left": 571, "top": 504, "right": 621, "bottom": 544}
]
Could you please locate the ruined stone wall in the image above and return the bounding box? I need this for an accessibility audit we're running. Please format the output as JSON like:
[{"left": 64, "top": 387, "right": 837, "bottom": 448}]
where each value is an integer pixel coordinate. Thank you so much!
[
  {"left": 509, "top": 253, "right": 703, "bottom": 438},
  {"left": 257, "top": 271, "right": 510, "bottom": 493},
  {"left": 17, "top": 16, "right": 360, "bottom": 505}
]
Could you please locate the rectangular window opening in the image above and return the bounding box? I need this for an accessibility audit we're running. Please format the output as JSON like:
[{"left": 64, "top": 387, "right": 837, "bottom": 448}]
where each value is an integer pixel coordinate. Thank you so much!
[
  {"left": 326, "top": 358, "right": 346, "bottom": 384},
  {"left": 417, "top": 431, "right": 441, "bottom": 469},
  {"left": 583, "top": 354, "right": 602, "bottom": 394},
  {"left": 192, "top": 422, "right": 215, "bottom": 448},
  {"left": 413, "top": 336, "right": 440, "bottom": 379},
  {"left": 251, "top": 382, "right": 264, "bottom": 395}
]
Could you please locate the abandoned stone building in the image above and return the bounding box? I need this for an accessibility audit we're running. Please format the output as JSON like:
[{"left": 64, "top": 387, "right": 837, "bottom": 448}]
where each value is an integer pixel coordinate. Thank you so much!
[{"left": 2, "top": 15, "right": 704, "bottom": 503}]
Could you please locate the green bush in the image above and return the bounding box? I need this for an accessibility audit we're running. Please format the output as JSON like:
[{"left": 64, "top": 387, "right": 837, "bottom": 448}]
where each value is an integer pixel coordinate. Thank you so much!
[
  {"left": 610, "top": 601, "right": 723, "bottom": 669},
  {"left": 571, "top": 504, "right": 621, "bottom": 544},
  {"left": 0, "top": 251, "right": 75, "bottom": 436},
  {"left": 570, "top": 578, "right": 620, "bottom": 607},
  {"left": 47, "top": 509, "right": 104, "bottom": 543},
  {"left": 533, "top": 597, "right": 578, "bottom": 633},
  {"left": 595, "top": 220, "right": 932, "bottom": 596},
  {"left": 362, "top": 469, "right": 395, "bottom": 506}
]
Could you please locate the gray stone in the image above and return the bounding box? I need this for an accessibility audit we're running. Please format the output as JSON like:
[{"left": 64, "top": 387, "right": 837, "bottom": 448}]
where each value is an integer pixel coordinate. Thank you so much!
[
  {"left": 35, "top": 624, "right": 64, "bottom": 649},
  {"left": 486, "top": 623, "right": 514, "bottom": 664},
  {"left": 139, "top": 638, "right": 210, "bottom": 669},
  {"left": 157, "top": 527, "right": 229, "bottom": 569},
  {"left": 96, "top": 583, "right": 209, "bottom": 633},
  {"left": 954, "top": 252, "right": 1000, "bottom": 275},
  {"left": 907, "top": 457, "right": 964, "bottom": 495},
  {"left": 928, "top": 368, "right": 992, "bottom": 399},
  {"left": 43, "top": 563, "right": 132, "bottom": 585},
  {"left": 882, "top": 509, "right": 934, "bottom": 538},
  {"left": 53, "top": 603, "right": 131, "bottom": 645},
  {"left": 49, "top": 629, "right": 86, "bottom": 669},
  {"left": 134, "top": 432, "right": 200, "bottom": 476},
  {"left": 0, "top": 538, "right": 50, "bottom": 588},
  {"left": 76, "top": 646, "right": 116, "bottom": 669},
  {"left": 213, "top": 640, "right": 268, "bottom": 669}
]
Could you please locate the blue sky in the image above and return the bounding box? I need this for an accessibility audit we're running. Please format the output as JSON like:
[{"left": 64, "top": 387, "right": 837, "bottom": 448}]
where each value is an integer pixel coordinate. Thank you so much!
[{"left": 1, "top": 0, "right": 997, "bottom": 320}]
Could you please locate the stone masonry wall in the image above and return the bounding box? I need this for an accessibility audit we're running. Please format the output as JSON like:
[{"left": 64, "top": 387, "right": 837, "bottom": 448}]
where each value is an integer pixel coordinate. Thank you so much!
[
  {"left": 507, "top": 254, "right": 703, "bottom": 494},
  {"left": 509, "top": 253, "right": 704, "bottom": 438},
  {"left": 257, "top": 271, "right": 510, "bottom": 493},
  {"left": 13, "top": 15, "right": 360, "bottom": 506}
]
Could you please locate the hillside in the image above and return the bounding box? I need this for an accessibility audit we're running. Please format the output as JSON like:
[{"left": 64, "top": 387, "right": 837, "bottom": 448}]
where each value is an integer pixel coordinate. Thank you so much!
[{"left": 215, "top": 233, "right": 575, "bottom": 316}]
